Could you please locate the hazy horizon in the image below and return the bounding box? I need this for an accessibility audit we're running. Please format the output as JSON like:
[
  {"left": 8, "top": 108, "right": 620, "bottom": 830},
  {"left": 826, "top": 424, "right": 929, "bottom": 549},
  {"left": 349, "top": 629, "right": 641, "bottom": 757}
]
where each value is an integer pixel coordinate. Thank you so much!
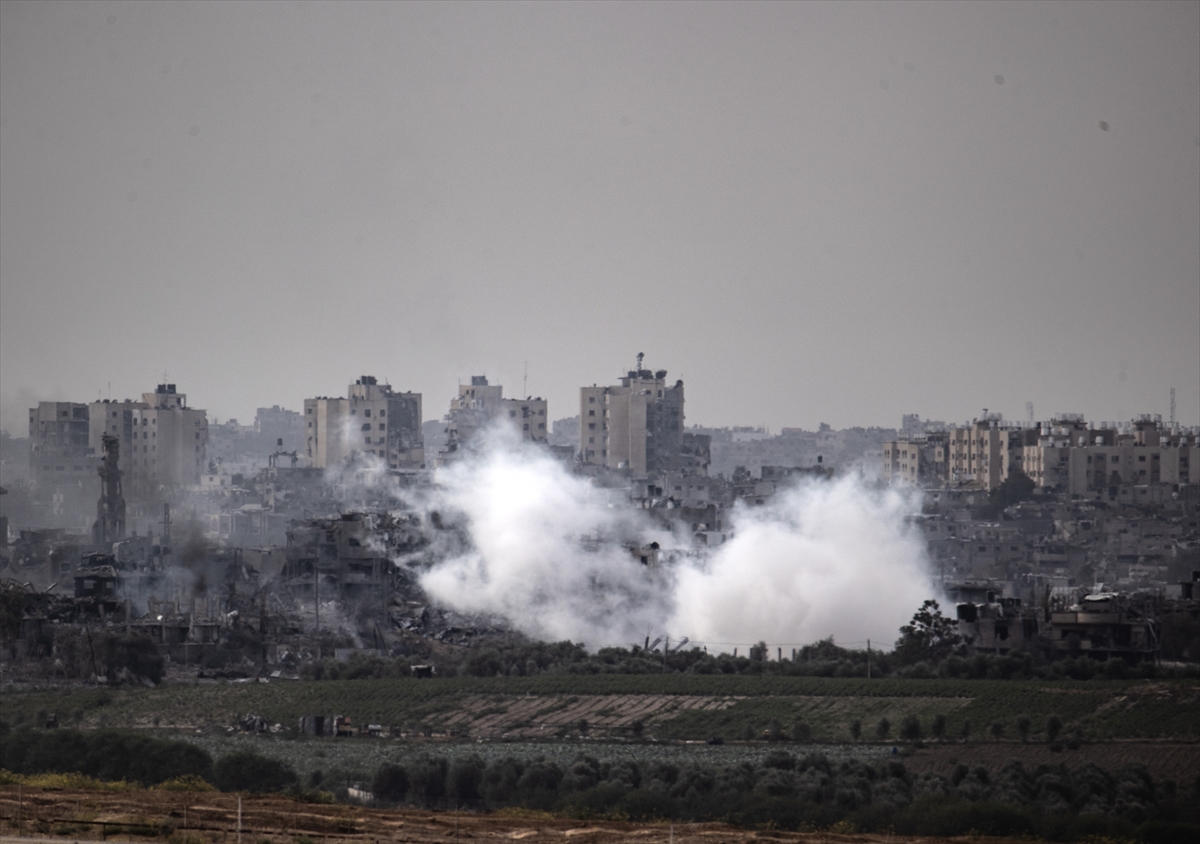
[{"left": 3, "top": 0, "right": 1198, "bottom": 435}]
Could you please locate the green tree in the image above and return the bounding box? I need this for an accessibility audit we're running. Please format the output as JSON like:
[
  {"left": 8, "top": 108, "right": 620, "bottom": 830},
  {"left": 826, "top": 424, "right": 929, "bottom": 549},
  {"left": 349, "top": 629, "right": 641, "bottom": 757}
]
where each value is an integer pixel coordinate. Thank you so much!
[
  {"left": 900, "top": 715, "right": 923, "bottom": 741},
  {"left": 214, "top": 750, "right": 297, "bottom": 793},
  {"left": 1016, "top": 715, "right": 1032, "bottom": 742},
  {"left": 931, "top": 713, "right": 947, "bottom": 741},
  {"left": 849, "top": 719, "right": 862, "bottom": 741},
  {"left": 1045, "top": 715, "right": 1063, "bottom": 743},
  {"left": 875, "top": 717, "right": 891, "bottom": 740},
  {"left": 372, "top": 763, "right": 409, "bottom": 803},
  {"left": 977, "top": 469, "right": 1036, "bottom": 517},
  {"left": 894, "top": 600, "right": 962, "bottom": 665}
]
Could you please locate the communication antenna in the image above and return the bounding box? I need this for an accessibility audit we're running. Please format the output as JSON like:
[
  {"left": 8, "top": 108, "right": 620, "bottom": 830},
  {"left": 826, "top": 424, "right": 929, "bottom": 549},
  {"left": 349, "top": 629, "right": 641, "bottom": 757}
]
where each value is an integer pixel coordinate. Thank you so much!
[
  {"left": 523, "top": 361, "right": 528, "bottom": 399},
  {"left": 1026, "top": 401, "right": 1034, "bottom": 423},
  {"left": 1170, "top": 387, "right": 1175, "bottom": 425}
]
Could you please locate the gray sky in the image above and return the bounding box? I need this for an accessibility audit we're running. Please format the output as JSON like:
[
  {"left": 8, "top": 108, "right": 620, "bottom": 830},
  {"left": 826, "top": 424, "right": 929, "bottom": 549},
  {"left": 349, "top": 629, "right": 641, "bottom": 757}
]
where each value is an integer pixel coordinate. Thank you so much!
[{"left": 2, "top": 0, "right": 1197, "bottom": 433}]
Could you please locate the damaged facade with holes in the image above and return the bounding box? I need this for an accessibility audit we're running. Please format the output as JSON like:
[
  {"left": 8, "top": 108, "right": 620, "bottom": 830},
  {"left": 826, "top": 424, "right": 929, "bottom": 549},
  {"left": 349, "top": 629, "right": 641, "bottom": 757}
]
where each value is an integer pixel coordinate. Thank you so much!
[
  {"left": 281, "top": 512, "right": 425, "bottom": 601},
  {"left": 952, "top": 585, "right": 1043, "bottom": 654},
  {"left": 1047, "top": 592, "right": 1160, "bottom": 662}
]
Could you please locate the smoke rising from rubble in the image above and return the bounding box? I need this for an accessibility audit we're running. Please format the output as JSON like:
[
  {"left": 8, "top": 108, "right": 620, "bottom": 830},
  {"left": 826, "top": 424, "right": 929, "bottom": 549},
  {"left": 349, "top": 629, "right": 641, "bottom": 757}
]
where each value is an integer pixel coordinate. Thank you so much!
[
  {"left": 416, "top": 428, "right": 934, "bottom": 651},
  {"left": 416, "top": 428, "right": 674, "bottom": 646},
  {"left": 668, "top": 479, "right": 933, "bottom": 650}
]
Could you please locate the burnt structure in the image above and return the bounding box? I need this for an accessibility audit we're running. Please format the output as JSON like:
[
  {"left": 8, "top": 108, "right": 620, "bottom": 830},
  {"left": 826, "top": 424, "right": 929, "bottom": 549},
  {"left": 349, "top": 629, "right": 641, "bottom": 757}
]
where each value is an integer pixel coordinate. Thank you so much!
[{"left": 92, "top": 434, "right": 126, "bottom": 544}]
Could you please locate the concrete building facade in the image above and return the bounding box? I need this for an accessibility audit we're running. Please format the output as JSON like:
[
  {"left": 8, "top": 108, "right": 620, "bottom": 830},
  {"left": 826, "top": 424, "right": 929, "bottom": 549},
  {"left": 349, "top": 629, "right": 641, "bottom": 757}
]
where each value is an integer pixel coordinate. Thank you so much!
[
  {"left": 440, "top": 376, "right": 547, "bottom": 460},
  {"left": 28, "top": 402, "right": 95, "bottom": 492},
  {"left": 126, "top": 385, "right": 209, "bottom": 495},
  {"left": 305, "top": 377, "right": 424, "bottom": 470},
  {"left": 580, "top": 358, "right": 686, "bottom": 477}
]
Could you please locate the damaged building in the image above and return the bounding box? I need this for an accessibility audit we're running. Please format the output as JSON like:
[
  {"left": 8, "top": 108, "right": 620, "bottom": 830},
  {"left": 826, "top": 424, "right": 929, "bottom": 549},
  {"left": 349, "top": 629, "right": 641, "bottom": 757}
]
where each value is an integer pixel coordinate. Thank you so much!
[{"left": 305, "top": 376, "right": 424, "bottom": 471}]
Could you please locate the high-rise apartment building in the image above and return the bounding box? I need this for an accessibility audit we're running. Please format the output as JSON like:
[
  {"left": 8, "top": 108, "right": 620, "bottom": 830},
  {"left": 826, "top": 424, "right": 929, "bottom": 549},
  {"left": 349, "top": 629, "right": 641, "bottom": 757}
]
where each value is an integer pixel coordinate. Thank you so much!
[
  {"left": 29, "top": 401, "right": 94, "bottom": 488},
  {"left": 126, "top": 385, "right": 209, "bottom": 495},
  {"left": 305, "top": 376, "right": 424, "bottom": 470},
  {"left": 439, "top": 376, "right": 548, "bottom": 460},
  {"left": 580, "top": 356, "right": 685, "bottom": 477}
]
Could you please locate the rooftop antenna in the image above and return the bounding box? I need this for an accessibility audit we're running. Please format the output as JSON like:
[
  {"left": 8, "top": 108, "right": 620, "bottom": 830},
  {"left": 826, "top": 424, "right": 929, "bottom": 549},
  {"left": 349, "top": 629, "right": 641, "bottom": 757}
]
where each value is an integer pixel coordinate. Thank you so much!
[
  {"left": 636, "top": 352, "right": 644, "bottom": 372},
  {"left": 1026, "top": 401, "right": 1034, "bottom": 423},
  {"left": 1170, "top": 387, "right": 1175, "bottom": 425},
  {"left": 523, "top": 361, "right": 528, "bottom": 399}
]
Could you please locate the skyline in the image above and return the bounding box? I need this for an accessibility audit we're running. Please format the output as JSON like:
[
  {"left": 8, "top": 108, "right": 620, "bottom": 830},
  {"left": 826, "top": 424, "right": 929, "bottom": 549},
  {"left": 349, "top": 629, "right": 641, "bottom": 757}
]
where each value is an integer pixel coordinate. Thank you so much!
[{"left": 2, "top": 1, "right": 1198, "bottom": 433}]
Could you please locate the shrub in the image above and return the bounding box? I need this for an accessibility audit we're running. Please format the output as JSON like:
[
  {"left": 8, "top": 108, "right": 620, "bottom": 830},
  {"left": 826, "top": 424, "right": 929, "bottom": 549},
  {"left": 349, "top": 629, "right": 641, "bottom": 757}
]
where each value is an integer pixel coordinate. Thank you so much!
[
  {"left": 931, "top": 714, "right": 947, "bottom": 740},
  {"left": 1046, "top": 714, "right": 1063, "bottom": 742},
  {"left": 792, "top": 721, "right": 813, "bottom": 742},
  {"left": 372, "top": 763, "right": 409, "bottom": 804},
  {"left": 849, "top": 719, "right": 862, "bottom": 741},
  {"left": 1016, "top": 715, "right": 1031, "bottom": 742},
  {"left": 900, "top": 715, "right": 922, "bottom": 742},
  {"left": 213, "top": 750, "right": 297, "bottom": 793},
  {"left": 0, "top": 729, "right": 212, "bottom": 786},
  {"left": 875, "top": 718, "right": 891, "bottom": 740}
]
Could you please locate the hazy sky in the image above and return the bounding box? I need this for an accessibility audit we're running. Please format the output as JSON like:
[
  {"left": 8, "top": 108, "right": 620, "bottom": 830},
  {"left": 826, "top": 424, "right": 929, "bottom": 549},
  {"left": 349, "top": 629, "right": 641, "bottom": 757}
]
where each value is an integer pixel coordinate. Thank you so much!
[{"left": 2, "top": 0, "right": 1197, "bottom": 434}]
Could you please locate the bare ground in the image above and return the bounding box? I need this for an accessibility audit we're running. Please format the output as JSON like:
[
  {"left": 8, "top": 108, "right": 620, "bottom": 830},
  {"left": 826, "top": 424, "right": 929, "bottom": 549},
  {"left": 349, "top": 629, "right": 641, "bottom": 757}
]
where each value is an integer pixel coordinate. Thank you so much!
[{"left": 0, "top": 786, "right": 1045, "bottom": 843}]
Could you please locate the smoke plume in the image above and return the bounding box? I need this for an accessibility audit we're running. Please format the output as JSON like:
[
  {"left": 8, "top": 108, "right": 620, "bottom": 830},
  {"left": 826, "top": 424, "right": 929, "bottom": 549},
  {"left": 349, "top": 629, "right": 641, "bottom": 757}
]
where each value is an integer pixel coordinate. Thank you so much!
[{"left": 414, "top": 427, "right": 934, "bottom": 652}]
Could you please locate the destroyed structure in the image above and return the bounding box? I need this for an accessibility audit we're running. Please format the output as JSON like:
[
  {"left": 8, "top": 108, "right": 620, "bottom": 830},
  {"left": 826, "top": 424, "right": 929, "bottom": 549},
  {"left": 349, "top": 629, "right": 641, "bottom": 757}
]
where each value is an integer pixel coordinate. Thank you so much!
[
  {"left": 438, "top": 375, "right": 548, "bottom": 462},
  {"left": 2, "top": 365, "right": 1198, "bottom": 682}
]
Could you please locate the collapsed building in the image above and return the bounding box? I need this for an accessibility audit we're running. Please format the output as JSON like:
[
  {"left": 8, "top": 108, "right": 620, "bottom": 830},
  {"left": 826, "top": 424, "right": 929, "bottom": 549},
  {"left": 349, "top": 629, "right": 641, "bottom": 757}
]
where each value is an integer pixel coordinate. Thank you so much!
[{"left": 437, "top": 375, "right": 548, "bottom": 463}]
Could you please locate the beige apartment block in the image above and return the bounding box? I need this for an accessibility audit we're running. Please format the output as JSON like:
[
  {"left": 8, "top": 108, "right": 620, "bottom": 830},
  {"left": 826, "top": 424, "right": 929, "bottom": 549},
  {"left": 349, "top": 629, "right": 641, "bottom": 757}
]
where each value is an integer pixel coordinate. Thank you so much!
[
  {"left": 943, "top": 416, "right": 1040, "bottom": 491},
  {"left": 127, "top": 385, "right": 209, "bottom": 494},
  {"left": 88, "top": 399, "right": 148, "bottom": 478},
  {"left": 28, "top": 401, "right": 94, "bottom": 488},
  {"left": 304, "top": 396, "right": 350, "bottom": 468},
  {"left": 440, "top": 376, "right": 547, "bottom": 460},
  {"left": 580, "top": 358, "right": 685, "bottom": 477},
  {"left": 306, "top": 376, "right": 424, "bottom": 470}
]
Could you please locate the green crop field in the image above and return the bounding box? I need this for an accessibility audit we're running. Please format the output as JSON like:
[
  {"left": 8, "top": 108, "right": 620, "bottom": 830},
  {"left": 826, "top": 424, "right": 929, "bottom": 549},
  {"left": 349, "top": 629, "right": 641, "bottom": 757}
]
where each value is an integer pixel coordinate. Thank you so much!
[{"left": 3, "top": 676, "right": 1197, "bottom": 742}]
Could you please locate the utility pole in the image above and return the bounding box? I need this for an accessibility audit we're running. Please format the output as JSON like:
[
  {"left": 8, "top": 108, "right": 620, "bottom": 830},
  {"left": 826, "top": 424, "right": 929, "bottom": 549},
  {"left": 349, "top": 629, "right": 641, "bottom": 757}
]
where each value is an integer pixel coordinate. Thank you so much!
[{"left": 867, "top": 639, "right": 871, "bottom": 679}]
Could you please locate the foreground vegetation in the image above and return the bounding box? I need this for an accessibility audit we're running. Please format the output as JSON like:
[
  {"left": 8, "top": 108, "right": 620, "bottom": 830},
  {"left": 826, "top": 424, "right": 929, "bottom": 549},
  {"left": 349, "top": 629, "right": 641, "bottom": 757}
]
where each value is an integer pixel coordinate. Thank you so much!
[{"left": 1, "top": 729, "right": 1196, "bottom": 842}]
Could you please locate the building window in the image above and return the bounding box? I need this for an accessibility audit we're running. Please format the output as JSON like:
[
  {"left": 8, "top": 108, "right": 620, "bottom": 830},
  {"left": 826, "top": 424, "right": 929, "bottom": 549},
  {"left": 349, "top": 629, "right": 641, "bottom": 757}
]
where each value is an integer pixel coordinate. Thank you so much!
[
  {"left": 361, "top": 424, "right": 371, "bottom": 431},
  {"left": 364, "top": 409, "right": 371, "bottom": 417},
  {"left": 378, "top": 423, "right": 385, "bottom": 430}
]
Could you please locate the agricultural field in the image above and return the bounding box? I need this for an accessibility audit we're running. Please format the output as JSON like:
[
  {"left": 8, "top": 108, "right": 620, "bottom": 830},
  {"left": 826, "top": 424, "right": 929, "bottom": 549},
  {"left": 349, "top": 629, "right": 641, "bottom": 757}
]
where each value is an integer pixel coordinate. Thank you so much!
[{"left": 5, "top": 675, "right": 1197, "bottom": 743}]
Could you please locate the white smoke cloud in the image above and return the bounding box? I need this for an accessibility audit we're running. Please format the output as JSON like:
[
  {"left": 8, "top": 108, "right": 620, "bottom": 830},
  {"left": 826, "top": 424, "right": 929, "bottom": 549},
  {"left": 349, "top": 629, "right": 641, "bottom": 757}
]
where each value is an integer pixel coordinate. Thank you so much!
[
  {"left": 668, "top": 479, "right": 932, "bottom": 650},
  {"left": 415, "top": 427, "right": 935, "bottom": 652},
  {"left": 418, "top": 428, "right": 673, "bottom": 645}
]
